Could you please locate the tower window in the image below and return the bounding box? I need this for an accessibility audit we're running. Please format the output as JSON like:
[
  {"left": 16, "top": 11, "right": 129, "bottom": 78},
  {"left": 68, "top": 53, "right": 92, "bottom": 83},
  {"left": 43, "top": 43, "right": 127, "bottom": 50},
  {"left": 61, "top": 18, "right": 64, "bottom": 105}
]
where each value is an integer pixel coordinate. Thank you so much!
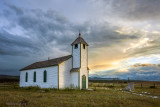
[
  {"left": 83, "top": 44, "right": 85, "bottom": 49},
  {"left": 75, "top": 44, "right": 78, "bottom": 49}
]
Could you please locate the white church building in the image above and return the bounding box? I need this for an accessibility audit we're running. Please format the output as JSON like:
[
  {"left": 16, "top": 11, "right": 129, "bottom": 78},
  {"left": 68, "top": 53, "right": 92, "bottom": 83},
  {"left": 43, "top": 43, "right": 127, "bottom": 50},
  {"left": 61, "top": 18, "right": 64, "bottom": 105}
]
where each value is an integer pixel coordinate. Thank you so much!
[{"left": 19, "top": 33, "right": 89, "bottom": 89}]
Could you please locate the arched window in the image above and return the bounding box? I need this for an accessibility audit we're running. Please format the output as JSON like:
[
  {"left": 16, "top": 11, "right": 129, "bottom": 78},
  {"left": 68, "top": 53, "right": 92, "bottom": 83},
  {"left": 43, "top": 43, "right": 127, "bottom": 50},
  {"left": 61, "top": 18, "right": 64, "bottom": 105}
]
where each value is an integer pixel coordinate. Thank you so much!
[
  {"left": 33, "top": 72, "right": 36, "bottom": 82},
  {"left": 43, "top": 70, "right": 47, "bottom": 82},
  {"left": 25, "top": 72, "right": 28, "bottom": 82}
]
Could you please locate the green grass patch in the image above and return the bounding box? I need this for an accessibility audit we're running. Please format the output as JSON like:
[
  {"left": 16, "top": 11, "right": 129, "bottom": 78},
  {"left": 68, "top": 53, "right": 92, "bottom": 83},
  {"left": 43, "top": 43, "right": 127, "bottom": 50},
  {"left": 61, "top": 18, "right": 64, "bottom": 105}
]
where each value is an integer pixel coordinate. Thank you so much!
[{"left": 0, "top": 83, "right": 159, "bottom": 107}]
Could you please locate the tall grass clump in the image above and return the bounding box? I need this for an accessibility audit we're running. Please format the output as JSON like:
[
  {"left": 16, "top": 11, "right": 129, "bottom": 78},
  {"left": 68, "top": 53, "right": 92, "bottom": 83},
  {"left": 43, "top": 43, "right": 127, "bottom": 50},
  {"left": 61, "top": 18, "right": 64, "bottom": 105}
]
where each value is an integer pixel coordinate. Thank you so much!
[{"left": 25, "top": 86, "right": 40, "bottom": 91}]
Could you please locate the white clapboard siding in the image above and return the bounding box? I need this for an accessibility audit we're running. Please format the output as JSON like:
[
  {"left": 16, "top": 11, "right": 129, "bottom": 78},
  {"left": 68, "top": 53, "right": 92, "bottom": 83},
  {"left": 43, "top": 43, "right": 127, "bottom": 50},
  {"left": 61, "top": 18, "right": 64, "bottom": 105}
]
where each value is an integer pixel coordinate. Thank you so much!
[
  {"left": 20, "top": 66, "right": 58, "bottom": 88},
  {"left": 20, "top": 37, "right": 89, "bottom": 89},
  {"left": 71, "top": 72, "right": 79, "bottom": 88},
  {"left": 73, "top": 44, "right": 80, "bottom": 68},
  {"left": 59, "top": 58, "right": 72, "bottom": 88}
]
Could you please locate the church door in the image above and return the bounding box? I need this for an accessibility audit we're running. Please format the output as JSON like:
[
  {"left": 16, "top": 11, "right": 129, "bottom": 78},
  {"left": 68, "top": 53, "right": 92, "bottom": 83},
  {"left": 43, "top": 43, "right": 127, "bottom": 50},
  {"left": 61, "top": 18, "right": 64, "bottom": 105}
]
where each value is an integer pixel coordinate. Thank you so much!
[{"left": 82, "top": 75, "right": 86, "bottom": 89}]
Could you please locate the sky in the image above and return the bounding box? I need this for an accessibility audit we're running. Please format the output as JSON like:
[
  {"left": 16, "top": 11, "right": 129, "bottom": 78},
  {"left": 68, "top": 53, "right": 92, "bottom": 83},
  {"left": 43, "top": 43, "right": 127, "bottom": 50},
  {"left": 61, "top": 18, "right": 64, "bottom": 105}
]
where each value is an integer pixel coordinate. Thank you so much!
[{"left": 0, "top": 0, "right": 160, "bottom": 81}]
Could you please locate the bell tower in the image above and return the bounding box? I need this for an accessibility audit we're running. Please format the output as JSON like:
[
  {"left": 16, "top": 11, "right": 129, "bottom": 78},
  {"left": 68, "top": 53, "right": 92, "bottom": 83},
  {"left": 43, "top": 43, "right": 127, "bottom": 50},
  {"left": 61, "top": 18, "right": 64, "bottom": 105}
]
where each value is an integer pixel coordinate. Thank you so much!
[
  {"left": 71, "top": 33, "right": 88, "bottom": 68},
  {"left": 71, "top": 33, "right": 89, "bottom": 89}
]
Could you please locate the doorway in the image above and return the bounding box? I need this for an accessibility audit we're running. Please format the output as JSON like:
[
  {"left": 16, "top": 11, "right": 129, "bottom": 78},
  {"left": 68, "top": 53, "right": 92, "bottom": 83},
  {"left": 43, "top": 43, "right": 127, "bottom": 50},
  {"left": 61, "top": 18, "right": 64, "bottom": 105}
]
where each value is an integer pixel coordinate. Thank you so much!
[{"left": 82, "top": 75, "right": 86, "bottom": 89}]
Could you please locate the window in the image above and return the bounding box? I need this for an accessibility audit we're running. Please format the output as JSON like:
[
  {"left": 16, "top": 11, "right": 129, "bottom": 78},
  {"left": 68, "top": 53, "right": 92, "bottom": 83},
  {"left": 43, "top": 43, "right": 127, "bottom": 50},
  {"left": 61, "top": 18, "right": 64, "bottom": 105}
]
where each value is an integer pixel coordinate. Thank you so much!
[
  {"left": 83, "top": 44, "right": 85, "bottom": 49},
  {"left": 25, "top": 72, "right": 28, "bottom": 82},
  {"left": 33, "top": 72, "right": 36, "bottom": 82},
  {"left": 75, "top": 44, "right": 78, "bottom": 49},
  {"left": 43, "top": 70, "right": 47, "bottom": 82}
]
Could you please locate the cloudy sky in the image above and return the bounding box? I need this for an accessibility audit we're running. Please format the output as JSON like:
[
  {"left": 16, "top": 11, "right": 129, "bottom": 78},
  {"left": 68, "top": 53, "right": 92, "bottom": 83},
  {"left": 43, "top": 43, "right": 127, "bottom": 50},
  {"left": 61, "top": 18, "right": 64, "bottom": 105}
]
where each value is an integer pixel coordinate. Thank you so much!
[{"left": 0, "top": 0, "right": 160, "bottom": 81}]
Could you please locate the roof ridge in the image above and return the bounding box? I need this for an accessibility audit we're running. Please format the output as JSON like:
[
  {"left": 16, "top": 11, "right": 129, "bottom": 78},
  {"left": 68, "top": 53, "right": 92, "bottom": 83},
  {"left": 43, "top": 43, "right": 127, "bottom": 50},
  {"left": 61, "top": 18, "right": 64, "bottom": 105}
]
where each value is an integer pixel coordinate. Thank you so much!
[
  {"left": 46, "top": 55, "right": 72, "bottom": 62},
  {"left": 20, "top": 55, "right": 72, "bottom": 71},
  {"left": 35, "top": 55, "right": 72, "bottom": 63}
]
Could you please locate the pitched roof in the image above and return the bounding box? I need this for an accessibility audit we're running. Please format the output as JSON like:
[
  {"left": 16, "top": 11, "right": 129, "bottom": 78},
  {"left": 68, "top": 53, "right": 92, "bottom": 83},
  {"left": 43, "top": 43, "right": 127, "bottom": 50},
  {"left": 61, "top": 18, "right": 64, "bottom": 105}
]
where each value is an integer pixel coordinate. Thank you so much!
[
  {"left": 70, "top": 68, "right": 80, "bottom": 72},
  {"left": 71, "top": 33, "right": 88, "bottom": 46},
  {"left": 20, "top": 55, "right": 72, "bottom": 71}
]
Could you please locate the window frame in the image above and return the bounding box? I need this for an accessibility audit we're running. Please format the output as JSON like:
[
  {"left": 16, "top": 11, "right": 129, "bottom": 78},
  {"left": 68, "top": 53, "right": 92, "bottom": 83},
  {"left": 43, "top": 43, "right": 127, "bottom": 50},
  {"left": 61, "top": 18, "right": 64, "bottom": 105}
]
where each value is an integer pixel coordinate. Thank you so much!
[
  {"left": 33, "top": 71, "right": 36, "bottom": 82},
  {"left": 83, "top": 44, "right": 85, "bottom": 49},
  {"left": 25, "top": 72, "right": 28, "bottom": 82},
  {"left": 43, "top": 70, "right": 47, "bottom": 82},
  {"left": 75, "top": 44, "right": 78, "bottom": 49}
]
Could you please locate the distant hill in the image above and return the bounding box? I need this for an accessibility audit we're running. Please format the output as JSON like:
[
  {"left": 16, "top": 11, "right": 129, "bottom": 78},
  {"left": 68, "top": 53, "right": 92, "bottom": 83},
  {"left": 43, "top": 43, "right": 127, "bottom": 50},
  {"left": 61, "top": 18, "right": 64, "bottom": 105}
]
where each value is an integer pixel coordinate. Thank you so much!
[
  {"left": 89, "top": 77, "right": 120, "bottom": 80},
  {"left": 89, "top": 66, "right": 160, "bottom": 81},
  {"left": 88, "top": 77, "right": 146, "bottom": 83},
  {"left": 0, "top": 75, "right": 19, "bottom": 83}
]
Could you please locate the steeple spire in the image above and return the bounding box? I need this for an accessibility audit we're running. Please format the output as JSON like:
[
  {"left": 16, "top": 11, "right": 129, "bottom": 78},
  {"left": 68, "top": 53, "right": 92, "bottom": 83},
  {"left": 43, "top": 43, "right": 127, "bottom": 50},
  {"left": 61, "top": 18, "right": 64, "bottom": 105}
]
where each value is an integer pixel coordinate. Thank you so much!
[
  {"left": 79, "top": 32, "right": 81, "bottom": 37},
  {"left": 71, "top": 30, "right": 88, "bottom": 46},
  {"left": 79, "top": 30, "right": 81, "bottom": 37}
]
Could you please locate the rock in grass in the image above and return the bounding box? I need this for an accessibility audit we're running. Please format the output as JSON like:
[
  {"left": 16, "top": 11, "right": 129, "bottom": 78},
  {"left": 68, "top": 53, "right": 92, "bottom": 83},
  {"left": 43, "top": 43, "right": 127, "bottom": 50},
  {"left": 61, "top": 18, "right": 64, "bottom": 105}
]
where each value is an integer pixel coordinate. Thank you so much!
[{"left": 124, "top": 82, "right": 134, "bottom": 91}]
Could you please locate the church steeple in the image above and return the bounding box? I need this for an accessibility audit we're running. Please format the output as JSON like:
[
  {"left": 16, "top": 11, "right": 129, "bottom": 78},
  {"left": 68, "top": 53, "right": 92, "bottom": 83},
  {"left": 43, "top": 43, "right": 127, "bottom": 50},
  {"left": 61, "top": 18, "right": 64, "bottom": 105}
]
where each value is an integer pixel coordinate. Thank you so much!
[
  {"left": 71, "top": 33, "right": 88, "bottom": 46},
  {"left": 71, "top": 32, "right": 89, "bottom": 89},
  {"left": 79, "top": 32, "right": 81, "bottom": 37}
]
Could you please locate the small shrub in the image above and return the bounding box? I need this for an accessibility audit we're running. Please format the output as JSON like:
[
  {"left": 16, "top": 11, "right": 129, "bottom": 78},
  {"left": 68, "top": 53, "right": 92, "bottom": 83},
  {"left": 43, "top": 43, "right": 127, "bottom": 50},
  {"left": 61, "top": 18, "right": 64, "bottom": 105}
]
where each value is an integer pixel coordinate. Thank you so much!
[
  {"left": 150, "top": 86, "right": 156, "bottom": 88},
  {"left": 70, "top": 84, "right": 75, "bottom": 89},
  {"left": 25, "top": 86, "right": 40, "bottom": 91},
  {"left": 51, "top": 88, "right": 58, "bottom": 91},
  {"left": 63, "top": 87, "right": 71, "bottom": 91},
  {"left": 44, "top": 88, "right": 51, "bottom": 92},
  {"left": 108, "top": 85, "right": 114, "bottom": 88}
]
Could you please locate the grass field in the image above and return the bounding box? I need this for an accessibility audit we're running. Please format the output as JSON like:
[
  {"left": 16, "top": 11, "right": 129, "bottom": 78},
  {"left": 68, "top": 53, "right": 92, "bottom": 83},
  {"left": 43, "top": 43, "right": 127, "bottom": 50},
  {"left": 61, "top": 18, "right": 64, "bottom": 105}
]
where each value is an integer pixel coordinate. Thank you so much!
[{"left": 0, "top": 82, "right": 160, "bottom": 107}]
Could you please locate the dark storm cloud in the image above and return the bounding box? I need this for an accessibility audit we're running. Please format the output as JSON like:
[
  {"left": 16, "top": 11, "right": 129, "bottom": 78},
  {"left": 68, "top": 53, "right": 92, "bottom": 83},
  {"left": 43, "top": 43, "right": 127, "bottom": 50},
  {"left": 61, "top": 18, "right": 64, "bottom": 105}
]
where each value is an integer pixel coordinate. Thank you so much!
[
  {"left": 0, "top": 3, "right": 135, "bottom": 57},
  {"left": 0, "top": 4, "right": 77, "bottom": 75},
  {"left": 95, "top": 0, "right": 160, "bottom": 21},
  {"left": 0, "top": 3, "right": 99, "bottom": 75},
  {"left": 0, "top": 30, "right": 40, "bottom": 56},
  {"left": 0, "top": 4, "right": 75, "bottom": 57},
  {"left": 0, "top": 3, "right": 131, "bottom": 75},
  {"left": 1, "top": 2, "right": 158, "bottom": 76},
  {"left": 82, "top": 23, "right": 138, "bottom": 49},
  {"left": 112, "top": 0, "right": 160, "bottom": 21},
  {"left": 7, "top": 3, "right": 24, "bottom": 15}
]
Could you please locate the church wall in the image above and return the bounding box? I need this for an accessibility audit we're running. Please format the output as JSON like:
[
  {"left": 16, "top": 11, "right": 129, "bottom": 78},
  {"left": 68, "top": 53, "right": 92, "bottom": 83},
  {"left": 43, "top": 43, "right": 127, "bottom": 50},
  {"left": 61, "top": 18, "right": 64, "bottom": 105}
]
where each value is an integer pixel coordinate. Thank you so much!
[
  {"left": 81, "top": 45, "right": 87, "bottom": 68},
  {"left": 72, "top": 44, "right": 80, "bottom": 68},
  {"left": 20, "top": 36, "right": 89, "bottom": 89},
  {"left": 59, "top": 58, "right": 72, "bottom": 89},
  {"left": 70, "top": 71, "right": 79, "bottom": 88},
  {"left": 79, "top": 44, "right": 88, "bottom": 89},
  {"left": 20, "top": 66, "right": 58, "bottom": 88}
]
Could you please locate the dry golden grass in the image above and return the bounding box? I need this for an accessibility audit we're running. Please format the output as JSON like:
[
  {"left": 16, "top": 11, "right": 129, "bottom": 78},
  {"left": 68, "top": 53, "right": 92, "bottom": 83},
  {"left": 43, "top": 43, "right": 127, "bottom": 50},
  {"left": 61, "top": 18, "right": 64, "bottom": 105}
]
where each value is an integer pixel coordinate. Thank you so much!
[{"left": 0, "top": 83, "right": 160, "bottom": 107}]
